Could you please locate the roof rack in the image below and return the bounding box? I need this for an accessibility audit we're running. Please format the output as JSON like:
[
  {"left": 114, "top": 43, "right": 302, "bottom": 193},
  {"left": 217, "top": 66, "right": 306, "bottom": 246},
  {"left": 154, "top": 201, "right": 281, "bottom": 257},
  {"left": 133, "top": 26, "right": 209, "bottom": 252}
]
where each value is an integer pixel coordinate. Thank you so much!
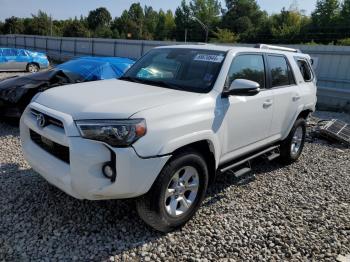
[{"left": 255, "top": 44, "right": 301, "bottom": 53}]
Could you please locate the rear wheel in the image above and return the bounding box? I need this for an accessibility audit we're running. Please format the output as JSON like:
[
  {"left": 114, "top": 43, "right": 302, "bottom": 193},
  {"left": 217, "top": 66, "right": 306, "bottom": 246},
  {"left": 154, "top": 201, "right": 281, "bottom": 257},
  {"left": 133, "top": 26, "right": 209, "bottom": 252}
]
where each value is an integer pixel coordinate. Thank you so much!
[
  {"left": 136, "top": 149, "right": 209, "bottom": 232},
  {"left": 279, "top": 118, "right": 306, "bottom": 164},
  {"left": 27, "top": 63, "right": 39, "bottom": 73}
]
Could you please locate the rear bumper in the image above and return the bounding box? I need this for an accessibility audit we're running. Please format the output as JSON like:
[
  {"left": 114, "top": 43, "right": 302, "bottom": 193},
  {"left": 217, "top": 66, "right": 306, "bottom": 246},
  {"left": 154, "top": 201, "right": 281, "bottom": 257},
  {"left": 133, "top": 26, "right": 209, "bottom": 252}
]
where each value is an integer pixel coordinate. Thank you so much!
[{"left": 20, "top": 104, "right": 171, "bottom": 200}]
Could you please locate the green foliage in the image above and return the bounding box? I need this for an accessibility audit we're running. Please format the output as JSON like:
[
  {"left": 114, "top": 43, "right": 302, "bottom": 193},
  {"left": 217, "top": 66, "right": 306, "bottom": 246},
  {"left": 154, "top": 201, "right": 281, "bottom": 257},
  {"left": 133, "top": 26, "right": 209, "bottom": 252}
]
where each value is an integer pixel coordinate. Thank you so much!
[
  {"left": 1, "top": 1, "right": 350, "bottom": 45},
  {"left": 212, "top": 28, "right": 238, "bottom": 43},
  {"left": 87, "top": 7, "right": 112, "bottom": 31},
  {"left": 3, "top": 16, "right": 25, "bottom": 34},
  {"left": 269, "top": 8, "right": 311, "bottom": 44},
  {"left": 174, "top": 0, "right": 221, "bottom": 42},
  {"left": 62, "top": 19, "right": 90, "bottom": 37},
  {"left": 337, "top": 38, "right": 350, "bottom": 45},
  {"left": 221, "top": 0, "right": 267, "bottom": 40}
]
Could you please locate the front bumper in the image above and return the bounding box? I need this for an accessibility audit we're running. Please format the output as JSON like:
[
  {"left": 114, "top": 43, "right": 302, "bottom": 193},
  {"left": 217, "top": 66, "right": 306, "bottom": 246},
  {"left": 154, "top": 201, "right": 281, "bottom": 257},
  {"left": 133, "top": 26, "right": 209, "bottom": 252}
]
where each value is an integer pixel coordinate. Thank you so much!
[{"left": 20, "top": 103, "right": 171, "bottom": 200}]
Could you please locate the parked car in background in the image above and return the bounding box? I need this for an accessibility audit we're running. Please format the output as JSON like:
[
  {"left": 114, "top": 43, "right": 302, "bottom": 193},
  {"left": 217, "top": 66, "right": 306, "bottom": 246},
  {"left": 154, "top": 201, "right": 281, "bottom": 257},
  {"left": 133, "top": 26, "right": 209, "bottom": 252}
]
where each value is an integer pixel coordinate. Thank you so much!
[
  {"left": 0, "top": 56, "right": 134, "bottom": 117},
  {"left": 20, "top": 44, "right": 317, "bottom": 232},
  {"left": 0, "top": 48, "right": 49, "bottom": 72}
]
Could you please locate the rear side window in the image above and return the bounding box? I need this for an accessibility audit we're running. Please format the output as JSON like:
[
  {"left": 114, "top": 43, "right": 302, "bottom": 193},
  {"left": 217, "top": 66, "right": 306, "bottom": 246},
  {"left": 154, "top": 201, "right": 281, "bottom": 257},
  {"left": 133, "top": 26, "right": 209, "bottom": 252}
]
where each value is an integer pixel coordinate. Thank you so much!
[
  {"left": 296, "top": 59, "right": 313, "bottom": 82},
  {"left": 226, "top": 54, "right": 266, "bottom": 89},
  {"left": 268, "top": 55, "right": 295, "bottom": 87}
]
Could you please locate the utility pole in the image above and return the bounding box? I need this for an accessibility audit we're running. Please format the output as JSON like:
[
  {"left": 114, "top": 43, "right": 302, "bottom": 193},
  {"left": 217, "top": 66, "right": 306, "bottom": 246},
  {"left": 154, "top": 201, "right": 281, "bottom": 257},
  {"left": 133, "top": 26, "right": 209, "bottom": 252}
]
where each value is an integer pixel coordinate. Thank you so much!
[
  {"left": 185, "top": 28, "right": 188, "bottom": 42},
  {"left": 192, "top": 17, "right": 209, "bottom": 43}
]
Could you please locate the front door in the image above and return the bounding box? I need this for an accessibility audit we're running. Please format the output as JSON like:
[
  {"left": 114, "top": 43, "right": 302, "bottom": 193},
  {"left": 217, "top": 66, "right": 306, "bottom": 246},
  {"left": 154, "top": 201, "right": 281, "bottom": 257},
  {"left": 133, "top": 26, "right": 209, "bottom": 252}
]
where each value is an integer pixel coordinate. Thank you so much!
[{"left": 221, "top": 53, "right": 274, "bottom": 155}]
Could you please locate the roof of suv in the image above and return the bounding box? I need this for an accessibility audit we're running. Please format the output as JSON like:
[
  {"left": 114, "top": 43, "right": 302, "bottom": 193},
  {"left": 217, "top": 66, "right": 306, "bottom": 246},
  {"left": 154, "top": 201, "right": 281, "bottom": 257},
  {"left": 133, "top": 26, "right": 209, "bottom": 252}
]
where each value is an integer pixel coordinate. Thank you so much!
[{"left": 156, "top": 44, "right": 310, "bottom": 58}]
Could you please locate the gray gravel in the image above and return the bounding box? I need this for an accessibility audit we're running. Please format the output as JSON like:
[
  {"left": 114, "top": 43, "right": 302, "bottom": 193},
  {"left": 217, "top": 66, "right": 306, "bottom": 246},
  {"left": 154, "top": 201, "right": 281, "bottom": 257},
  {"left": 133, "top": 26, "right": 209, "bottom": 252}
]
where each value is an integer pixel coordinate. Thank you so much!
[{"left": 0, "top": 113, "right": 349, "bottom": 261}]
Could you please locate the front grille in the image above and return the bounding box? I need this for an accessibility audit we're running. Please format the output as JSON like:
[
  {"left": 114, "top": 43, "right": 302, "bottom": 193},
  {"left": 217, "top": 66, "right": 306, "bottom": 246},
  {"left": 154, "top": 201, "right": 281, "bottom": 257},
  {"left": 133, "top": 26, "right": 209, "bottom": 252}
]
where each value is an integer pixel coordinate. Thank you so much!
[
  {"left": 30, "top": 109, "right": 64, "bottom": 128},
  {"left": 30, "top": 129, "right": 70, "bottom": 164}
]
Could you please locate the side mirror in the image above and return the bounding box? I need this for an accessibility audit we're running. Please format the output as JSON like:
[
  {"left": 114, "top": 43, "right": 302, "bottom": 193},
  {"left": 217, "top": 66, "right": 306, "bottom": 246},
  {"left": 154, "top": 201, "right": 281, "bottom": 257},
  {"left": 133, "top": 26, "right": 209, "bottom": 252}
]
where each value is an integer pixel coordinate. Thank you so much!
[{"left": 223, "top": 79, "right": 261, "bottom": 97}]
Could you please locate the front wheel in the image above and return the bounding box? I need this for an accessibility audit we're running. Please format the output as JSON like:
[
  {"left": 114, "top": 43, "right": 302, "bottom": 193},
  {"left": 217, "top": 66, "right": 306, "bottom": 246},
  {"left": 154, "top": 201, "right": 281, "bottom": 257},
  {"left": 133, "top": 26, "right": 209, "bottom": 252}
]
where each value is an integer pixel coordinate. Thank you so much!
[
  {"left": 136, "top": 149, "right": 209, "bottom": 232},
  {"left": 279, "top": 118, "right": 306, "bottom": 164}
]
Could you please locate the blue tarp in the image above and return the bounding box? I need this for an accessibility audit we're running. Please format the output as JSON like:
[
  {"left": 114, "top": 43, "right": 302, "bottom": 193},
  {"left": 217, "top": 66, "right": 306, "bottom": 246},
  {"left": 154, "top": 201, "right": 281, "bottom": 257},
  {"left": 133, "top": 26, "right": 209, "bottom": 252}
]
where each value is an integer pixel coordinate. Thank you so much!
[{"left": 56, "top": 57, "right": 134, "bottom": 81}]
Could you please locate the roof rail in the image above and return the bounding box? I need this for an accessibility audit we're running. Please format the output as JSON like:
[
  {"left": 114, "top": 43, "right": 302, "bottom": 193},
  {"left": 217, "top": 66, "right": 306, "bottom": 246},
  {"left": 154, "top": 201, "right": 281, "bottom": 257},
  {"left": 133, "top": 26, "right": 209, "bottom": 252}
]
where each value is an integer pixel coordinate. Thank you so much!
[{"left": 255, "top": 44, "right": 301, "bottom": 53}]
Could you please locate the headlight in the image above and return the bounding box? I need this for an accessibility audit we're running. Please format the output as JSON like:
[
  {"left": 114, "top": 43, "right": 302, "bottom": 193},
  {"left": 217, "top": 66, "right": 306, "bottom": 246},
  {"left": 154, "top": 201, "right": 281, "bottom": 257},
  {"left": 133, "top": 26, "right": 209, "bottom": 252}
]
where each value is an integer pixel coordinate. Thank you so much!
[{"left": 76, "top": 119, "right": 146, "bottom": 147}]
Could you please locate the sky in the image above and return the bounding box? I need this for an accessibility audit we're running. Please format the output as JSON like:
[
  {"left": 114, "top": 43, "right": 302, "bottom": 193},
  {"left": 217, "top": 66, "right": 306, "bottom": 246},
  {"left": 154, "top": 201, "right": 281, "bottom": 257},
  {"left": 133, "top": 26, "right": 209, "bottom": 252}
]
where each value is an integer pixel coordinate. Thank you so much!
[{"left": 0, "top": 0, "right": 318, "bottom": 21}]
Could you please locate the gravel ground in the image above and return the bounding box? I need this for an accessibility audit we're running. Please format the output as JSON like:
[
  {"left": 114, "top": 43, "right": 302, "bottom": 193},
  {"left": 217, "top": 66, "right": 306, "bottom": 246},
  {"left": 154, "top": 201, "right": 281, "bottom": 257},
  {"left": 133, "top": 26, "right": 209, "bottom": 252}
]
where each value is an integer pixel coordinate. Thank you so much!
[{"left": 0, "top": 112, "right": 349, "bottom": 262}]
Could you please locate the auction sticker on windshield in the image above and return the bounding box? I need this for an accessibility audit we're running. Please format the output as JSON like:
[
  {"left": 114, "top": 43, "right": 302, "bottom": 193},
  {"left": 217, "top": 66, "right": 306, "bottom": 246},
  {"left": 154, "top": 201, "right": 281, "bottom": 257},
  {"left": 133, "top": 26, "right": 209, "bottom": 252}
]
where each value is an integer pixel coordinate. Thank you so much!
[{"left": 194, "top": 54, "right": 225, "bottom": 63}]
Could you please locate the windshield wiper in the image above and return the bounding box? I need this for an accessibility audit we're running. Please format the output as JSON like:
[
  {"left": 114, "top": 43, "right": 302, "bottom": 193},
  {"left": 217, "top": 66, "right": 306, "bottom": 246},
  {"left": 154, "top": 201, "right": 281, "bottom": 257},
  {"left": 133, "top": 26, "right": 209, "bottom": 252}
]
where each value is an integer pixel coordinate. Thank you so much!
[
  {"left": 119, "top": 76, "right": 141, "bottom": 83},
  {"left": 120, "top": 76, "right": 184, "bottom": 91},
  {"left": 135, "top": 78, "right": 184, "bottom": 90}
]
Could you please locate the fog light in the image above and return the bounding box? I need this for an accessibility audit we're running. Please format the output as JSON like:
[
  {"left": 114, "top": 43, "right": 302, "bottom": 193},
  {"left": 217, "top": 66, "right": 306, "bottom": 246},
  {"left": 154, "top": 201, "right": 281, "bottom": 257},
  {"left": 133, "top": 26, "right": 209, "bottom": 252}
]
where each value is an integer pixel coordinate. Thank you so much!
[{"left": 102, "top": 163, "right": 115, "bottom": 180}]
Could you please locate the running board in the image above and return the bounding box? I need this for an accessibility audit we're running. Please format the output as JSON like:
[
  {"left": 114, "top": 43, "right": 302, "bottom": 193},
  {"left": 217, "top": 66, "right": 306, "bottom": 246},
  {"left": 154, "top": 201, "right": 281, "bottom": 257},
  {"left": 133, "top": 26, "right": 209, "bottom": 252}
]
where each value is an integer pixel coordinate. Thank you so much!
[
  {"left": 219, "top": 145, "right": 279, "bottom": 173},
  {"left": 232, "top": 167, "right": 252, "bottom": 179}
]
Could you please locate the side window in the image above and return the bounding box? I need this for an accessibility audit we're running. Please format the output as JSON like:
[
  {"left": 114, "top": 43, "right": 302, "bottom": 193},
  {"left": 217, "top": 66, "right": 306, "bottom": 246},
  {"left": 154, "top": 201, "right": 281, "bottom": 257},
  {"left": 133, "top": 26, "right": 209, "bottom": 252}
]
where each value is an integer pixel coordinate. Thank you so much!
[
  {"left": 226, "top": 54, "right": 265, "bottom": 89},
  {"left": 296, "top": 59, "right": 313, "bottom": 82},
  {"left": 268, "top": 55, "right": 295, "bottom": 87}
]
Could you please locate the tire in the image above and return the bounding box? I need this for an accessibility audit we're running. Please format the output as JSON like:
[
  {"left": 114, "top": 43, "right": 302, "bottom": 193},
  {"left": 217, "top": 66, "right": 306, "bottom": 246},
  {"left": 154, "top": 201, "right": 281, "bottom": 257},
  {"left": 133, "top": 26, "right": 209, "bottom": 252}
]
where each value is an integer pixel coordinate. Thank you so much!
[
  {"left": 136, "top": 149, "right": 209, "bottom": 233},
  {"left": 27, "top": 63, "right": 39, "bottom": 73},
  {"left": 279, "top": 117, "right": 306, "bottom": 164}
]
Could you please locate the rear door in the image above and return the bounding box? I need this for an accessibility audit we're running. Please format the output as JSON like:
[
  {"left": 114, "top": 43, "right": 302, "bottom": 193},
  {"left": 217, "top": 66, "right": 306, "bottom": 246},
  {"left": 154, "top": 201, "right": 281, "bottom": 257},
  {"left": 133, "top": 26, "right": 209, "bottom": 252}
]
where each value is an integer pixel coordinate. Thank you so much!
[
  {"left": 15, "top": 49, "right": 31, "bottom": 70},
  {"left": 267, "top": 54, "right": 302, "bottom": 137}
]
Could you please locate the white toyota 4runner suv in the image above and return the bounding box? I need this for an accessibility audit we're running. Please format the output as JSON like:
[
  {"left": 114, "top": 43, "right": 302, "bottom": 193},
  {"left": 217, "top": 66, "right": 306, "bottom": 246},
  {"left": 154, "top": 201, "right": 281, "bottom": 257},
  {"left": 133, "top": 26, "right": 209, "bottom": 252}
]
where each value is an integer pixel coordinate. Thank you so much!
[{"left": 20, "top": 44, "right": 317, "bottom": 232}]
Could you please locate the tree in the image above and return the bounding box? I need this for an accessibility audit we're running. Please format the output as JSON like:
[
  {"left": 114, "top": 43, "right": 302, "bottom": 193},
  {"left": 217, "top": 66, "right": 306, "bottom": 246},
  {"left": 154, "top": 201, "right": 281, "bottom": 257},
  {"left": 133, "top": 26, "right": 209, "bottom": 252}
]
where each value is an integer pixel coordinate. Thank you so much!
[
  {"left": 311, "top": 0, "right": 340, "bottom": 42},
  {"left": 128, "top": 3, "right": 145, "bottom": 39},
  {"left": 269, "top": 8, "right": 311, "bottom": 44},
  {"left": 221, "top": 0, "right": 267, "bottom": 42},
  {"left": 175, "top": 0, "right": 193, "bottom": 41},
  {"left": 175, "top": 0, "right": 221, "bottom": 42},
  {"left": 87, "top": 7, "right": 112, "bottom": 31},
  {"left": 62, "top": 19, "right": 90, "bottom": 37},
  {"left": 339, "top": 0, "right": 350, "bottom": 39},
  {"left": 29, "top": 10, "right": 51, "bottom": 36},
  {"left": 213, "top": 28, "right": 238, "bottom": 43},
  {"left": 144, "top": 6, "right": 159, "bottom": 39},
  {"left": 190, "top": 0, "right": 221, "bottom": 29},
  {"left": 3, "top": 16, "right": 24, "bottom": 34}
]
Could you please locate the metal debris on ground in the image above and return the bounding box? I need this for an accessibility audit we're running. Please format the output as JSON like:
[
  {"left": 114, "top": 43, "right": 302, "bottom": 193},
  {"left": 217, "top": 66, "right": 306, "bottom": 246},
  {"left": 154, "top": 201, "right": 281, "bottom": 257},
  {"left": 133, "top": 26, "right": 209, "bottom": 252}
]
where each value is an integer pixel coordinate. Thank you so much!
[{"left": 317, "top": 119, "right": 350, "bottom": 146}]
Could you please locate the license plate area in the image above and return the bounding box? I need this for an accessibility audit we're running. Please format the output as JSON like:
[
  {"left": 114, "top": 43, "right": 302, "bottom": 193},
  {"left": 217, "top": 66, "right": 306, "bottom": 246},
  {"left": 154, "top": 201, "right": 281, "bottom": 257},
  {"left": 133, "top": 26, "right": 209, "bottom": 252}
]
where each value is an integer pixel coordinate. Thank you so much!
[{"left": 30, "top": 129, "right": 70, "bottom": 164}]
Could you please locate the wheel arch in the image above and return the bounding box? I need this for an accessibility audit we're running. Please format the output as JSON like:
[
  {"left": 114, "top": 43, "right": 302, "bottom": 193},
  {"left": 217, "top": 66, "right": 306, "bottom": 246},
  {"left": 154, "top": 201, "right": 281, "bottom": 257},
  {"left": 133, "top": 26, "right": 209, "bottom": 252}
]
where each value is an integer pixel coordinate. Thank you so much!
[
  {"left": 169, "top": 140, "right": 218, "bottom": 185},
  {"left": 282, "top": 107, "right": 313, "bottom": 140},
  {"left": 27, "top": 62, "right": 40, "bottom": 70}
]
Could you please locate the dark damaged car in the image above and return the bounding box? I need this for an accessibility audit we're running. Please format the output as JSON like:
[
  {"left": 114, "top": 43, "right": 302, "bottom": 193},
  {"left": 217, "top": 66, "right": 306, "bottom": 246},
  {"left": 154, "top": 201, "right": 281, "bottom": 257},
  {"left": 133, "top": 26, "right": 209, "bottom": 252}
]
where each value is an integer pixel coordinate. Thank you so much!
[{"left": 0, "top": 56, "right": 134, "bottom": 117}]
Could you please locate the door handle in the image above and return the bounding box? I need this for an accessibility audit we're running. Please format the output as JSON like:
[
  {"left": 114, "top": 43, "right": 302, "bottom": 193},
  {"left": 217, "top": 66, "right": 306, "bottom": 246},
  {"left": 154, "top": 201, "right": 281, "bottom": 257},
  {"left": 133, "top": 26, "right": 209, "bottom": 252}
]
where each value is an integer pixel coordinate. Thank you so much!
[
  {"left": 263, "top": 100, "right": 273, "bottom": 109},
  {"left": 293, "top": 95, "right": 301, "bottom": 102}
]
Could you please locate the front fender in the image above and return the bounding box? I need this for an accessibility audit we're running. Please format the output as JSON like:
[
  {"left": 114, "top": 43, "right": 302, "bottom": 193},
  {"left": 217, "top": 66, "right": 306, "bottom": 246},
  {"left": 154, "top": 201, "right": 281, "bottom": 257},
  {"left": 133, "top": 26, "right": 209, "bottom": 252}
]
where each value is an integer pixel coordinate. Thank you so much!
[{"left": 157, "top": 130, "right": 221, "bottom": 168}]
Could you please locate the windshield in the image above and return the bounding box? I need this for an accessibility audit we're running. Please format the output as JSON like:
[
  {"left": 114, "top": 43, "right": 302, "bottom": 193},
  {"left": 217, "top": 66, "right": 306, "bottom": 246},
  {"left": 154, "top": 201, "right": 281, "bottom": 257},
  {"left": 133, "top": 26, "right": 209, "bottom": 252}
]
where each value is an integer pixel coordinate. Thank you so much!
[{"left": 121, "top": 48, "right": 226, "bottom": 93}]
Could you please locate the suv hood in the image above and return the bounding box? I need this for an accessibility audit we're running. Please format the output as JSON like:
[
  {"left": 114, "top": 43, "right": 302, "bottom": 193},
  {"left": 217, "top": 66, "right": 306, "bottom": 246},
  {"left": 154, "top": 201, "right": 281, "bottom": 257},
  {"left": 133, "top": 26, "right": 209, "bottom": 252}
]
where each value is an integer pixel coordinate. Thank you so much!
[{"left": 34, "top": 79, "right": 199, "bottom": 119}]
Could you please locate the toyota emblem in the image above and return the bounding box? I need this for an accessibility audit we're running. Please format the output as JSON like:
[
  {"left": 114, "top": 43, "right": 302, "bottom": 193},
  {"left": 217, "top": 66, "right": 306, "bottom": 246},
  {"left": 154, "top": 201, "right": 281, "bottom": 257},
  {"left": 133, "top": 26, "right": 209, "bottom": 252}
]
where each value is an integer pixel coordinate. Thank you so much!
[{"left": 36, "top": 113, "right": 46, "bottom": 128}]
